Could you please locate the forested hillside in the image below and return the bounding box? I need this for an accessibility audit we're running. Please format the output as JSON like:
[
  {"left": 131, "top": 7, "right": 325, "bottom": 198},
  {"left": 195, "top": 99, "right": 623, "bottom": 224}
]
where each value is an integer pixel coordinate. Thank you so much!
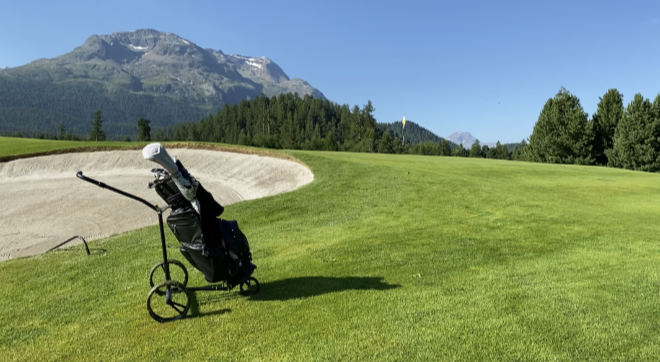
[
  {"left": 160, "top": 93, "right": 520, "bottom": 159},
  {"left": 380, "top": 121, "right": 449, "bottom": 145},
  {"left": 164, "top": 94, "right": 384, "bottom": 152},
  {"left": 0, "top": 75, "right": 208, "bottom": 137}
]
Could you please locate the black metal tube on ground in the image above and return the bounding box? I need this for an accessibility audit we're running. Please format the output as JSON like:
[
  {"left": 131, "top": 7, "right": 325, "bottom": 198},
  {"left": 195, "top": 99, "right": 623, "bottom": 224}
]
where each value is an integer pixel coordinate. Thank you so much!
[{"left": 47, "top": 235, "right": 91, "bottom": 255}]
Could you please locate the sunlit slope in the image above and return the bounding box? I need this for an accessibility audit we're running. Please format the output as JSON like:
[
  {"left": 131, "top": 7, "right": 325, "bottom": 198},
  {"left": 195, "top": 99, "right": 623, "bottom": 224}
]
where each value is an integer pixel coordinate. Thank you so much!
[{"left": 2, "top": 148, "right": 660, "bottom": 360}]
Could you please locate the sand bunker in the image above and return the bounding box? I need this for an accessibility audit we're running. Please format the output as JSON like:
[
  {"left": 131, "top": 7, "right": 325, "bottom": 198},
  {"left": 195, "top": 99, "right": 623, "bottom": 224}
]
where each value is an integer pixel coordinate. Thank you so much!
[{"left": 0, "top": 149, "right": 313, "bottom": 261}]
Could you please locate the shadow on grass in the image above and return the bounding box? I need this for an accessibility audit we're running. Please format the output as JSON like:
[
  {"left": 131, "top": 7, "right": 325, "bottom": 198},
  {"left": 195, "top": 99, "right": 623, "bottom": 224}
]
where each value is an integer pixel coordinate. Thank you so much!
[
  {"left": 47, "top": 246, "right": 107, "bottom": 257},
  {"left": 247, "top": 276, "right": 400, "bottom": 301},
  {"left": 187, "top": 291, "right": 232, "bottom": 319}
]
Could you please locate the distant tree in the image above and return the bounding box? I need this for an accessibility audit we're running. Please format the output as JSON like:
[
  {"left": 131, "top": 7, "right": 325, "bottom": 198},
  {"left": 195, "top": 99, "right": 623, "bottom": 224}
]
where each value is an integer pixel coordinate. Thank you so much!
[
  {"left": 481, "top": 145, "right": 490, "bottom": 158},
  {"left": 609, "top": 93, "right": 660, "bottom": 171},
  {"left": 58, "top": 123, "right": 66, "bottom": 140},
  {"left": 409, "top": 141, "right": 450, "bottom": 155},
  {"left": 592, "top": 89, "right": 623, "bottom": 165},
  {"left": 358, "top": 100, "right": 378, "bottom": 152},
  {"left": 89, "top": 110, "right": 105, "bottom": 141},
  {"left": 137, "top": 117, "right": 151, "bottom": 141},
  {"left": 512, "top": 140, "right": 529, "bottom": 160},
  {"left": 452, "top": 144, "right": 468, "bottom": 157},
  {"left": 469, "top": 140, "right": 482, "bottom": 158},
  {"left": 377, "top": 131, "right": 395, "bottom": 153},
  {"left": 56, "top": 124, "right": 77, "bottom": 140},
  {"left": 323, "top": 130, "right": 337, "bottom": 151},
  {"left": 527, "top": 88, "right": 593, "bottom": 164},
  {"left": 162, "top": 93, "right": 443, "bottom": 155},
  {"left": 440, "top": 139, "right": 451, "bottom": 156},
  {"left": 238, "top": 130, "right": 250, "bottom": 145},
  {"left": 152, "top": 128, "right": 170, "bottom": 141},
  {"left": 492, "top": 141, "right": 510, "bottom": 159}
]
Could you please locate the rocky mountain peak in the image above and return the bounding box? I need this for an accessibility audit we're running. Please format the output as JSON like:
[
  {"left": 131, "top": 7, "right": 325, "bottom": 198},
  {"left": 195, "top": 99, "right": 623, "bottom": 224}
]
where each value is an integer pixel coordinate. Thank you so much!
[
  {"left": 48, "top": 28, "right": 323, "bottom": 99},
  {"left": 0, "top": 29, "right": 324, "bottom": 136},
  {"left": 231, "top": 55, "right": 289, "bottom": 83},
  {"left": 448, "top": 131, "right": 478, "bottom": 148},
  {"left": 72, "top": 29, "right": 204, "bottom": 64}
]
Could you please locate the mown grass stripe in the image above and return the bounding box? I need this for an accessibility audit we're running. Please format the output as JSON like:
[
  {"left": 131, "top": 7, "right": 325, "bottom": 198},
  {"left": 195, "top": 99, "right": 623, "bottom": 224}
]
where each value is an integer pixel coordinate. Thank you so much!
[{"left": 2, "top": 139, "right": 660, "bottom": 359}]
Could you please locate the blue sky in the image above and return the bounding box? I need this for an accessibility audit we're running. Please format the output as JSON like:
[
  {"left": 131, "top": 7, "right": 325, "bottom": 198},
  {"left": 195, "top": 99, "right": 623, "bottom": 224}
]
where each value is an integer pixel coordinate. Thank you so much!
[{"left": 2, "top": 0, "right": 660, "bottom": 143}]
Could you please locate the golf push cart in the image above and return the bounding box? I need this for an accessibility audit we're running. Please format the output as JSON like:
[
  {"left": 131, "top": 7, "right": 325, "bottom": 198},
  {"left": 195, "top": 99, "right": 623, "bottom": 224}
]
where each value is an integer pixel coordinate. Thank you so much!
[{"left": 77, "top": 143, "right": 259, "bottom": 322}]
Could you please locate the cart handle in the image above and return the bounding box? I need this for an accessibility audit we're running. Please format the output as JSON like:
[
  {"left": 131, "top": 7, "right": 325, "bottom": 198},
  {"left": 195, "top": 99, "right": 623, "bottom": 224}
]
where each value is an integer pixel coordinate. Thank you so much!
[{"left": 77, "top": 171, "right": 159, "bottom": 212}]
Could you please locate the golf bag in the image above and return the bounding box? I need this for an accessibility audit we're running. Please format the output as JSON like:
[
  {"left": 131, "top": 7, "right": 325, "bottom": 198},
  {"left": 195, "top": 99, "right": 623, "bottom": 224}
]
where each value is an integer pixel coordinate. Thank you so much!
[{"left": 144, "top": 143, "right": 256, "bottom": 284}]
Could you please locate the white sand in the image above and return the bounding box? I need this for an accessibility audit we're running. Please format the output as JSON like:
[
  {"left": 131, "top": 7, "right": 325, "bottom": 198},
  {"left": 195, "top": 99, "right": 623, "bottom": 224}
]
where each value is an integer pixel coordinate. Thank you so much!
[{"left": 0, "top": 149, "right": 313, "bottom": 261}]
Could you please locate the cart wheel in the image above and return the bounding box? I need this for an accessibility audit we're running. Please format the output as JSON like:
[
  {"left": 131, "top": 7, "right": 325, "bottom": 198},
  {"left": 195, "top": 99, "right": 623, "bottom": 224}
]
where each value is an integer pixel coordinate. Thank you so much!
[
  {"left": 147, "top": 280, "right": 189, "bottom": 323},
  {"left": 239, "top": 277, "right": 260, "bottom": 295},
  {"left": 149, "top": 260, "right": 188, "bottom": 295}
]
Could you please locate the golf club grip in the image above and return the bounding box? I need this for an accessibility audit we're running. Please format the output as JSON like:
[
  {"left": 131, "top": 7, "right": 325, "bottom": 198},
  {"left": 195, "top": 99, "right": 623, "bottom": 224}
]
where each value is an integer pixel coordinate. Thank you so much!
[{"left": 77, "top": 170, "right": 105, "bottom": 186}]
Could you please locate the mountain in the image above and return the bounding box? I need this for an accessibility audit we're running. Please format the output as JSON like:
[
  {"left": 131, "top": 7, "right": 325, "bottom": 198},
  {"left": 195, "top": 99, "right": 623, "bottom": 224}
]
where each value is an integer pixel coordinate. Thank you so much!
[
  {"left": 381, "top": 120, "right": 456, "bottom": 146},
  {"left": 447, "top": 132, "right": 479, "bottom": 148},
  {"left": 448, "top": 131, "right": 519, "bottom": 149},
  {"left": 0, "top": 29, "right": 324, "bottom": 138}
]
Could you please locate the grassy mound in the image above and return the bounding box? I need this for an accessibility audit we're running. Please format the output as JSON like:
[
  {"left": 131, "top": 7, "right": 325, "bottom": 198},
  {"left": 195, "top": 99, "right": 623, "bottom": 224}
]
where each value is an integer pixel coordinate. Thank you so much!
[{"left": 2, "top": 146, "right": 660, "bottom": 359}]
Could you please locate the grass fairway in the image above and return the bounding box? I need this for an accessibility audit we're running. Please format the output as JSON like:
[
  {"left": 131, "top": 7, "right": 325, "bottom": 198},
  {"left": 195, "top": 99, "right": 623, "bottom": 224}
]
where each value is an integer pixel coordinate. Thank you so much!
[
  {"left": 0, "top": 136, "right": 138, "bottom": 159},
  {"left": 2, "top": 147, "right": 660, "bottom": 360}
]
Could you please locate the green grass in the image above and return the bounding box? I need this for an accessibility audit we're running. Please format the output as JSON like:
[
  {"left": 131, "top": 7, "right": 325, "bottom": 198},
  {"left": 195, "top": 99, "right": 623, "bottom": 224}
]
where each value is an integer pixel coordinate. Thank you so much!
[
  {"left": 2, "top": 143, "right": 660, "bottom": 360},
  {"left": 0, "top": 136, "right": 137, "bottom": 159},
  {"left": 0, "top": 137, "right": 279, "bottom": 161}
]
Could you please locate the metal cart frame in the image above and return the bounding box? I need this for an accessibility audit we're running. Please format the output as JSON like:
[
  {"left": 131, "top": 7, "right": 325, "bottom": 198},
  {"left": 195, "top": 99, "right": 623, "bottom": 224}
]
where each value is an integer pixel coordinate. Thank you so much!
[{"left": 76, "top": 171, "right": 259, "bottom": 322}]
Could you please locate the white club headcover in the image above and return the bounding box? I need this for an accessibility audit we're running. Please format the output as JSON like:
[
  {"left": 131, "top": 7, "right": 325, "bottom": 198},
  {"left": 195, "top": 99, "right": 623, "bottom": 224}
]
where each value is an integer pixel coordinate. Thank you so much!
[
  {"left": 142, "top": 142, "right": 178, "bottom": 174},
  {"left": 142, "top": 143, "right": 198, "bottom": 204}
]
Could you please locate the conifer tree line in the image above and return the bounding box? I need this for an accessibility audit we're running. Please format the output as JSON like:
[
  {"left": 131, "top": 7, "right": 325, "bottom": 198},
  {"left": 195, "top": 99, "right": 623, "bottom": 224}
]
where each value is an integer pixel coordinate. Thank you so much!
[
  {"left": 159, "top": 93, "right": 518, "bottom": 159},
  {"left": 12, "top": 92, "right": 519, "bottom": 158},
  {"left": 523, "top": 87, "right": 660, "bottom": 171},
  {"left": 162, "top": 93, "right": 386, "bottom": 152}
]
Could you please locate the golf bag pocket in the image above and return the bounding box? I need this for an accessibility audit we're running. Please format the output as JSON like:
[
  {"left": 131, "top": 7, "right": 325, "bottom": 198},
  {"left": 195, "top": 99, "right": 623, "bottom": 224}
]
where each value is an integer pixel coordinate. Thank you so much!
[
  {"left": 168, "top": 207, "right": 230, "bottom": 283},
  {"left": 167, "top": 207, "right": 203, "bottom": 245},
  {"left": 219, "top": 219, "right": 255, "bottom": 281},
  {"left": 179, "top": 243, "right": 228, "bottom": 283},
  {"left": 220, "top": 220, "right": 251, "bottom": 260}
]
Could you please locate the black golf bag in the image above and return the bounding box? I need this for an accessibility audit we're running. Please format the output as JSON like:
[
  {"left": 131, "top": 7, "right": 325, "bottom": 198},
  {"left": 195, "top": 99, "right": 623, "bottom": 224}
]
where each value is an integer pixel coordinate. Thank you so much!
[{"left": 151, "top": 166, "right": 256, "bottom": 285}]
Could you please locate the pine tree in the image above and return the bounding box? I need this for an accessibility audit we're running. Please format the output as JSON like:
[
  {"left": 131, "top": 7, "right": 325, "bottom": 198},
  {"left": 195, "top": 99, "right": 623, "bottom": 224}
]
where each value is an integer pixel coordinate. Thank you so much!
[
  {"left": 440, "top": 140, "right": 451, "bottom": 155},
  {"left": 609, "top": 93, "right": 660, "bottom": 171},
  {"left": 527, "top": 88, "right": 593, "bottom": 164},
  {"left": 137, "top": 118, "right": 151, "bottom": 141},
  {"left": 469, "top": 140, "right": 482, "bottom": 157},
  {"left": 377, "top": 131, "right": 395, "bottom": 153},
  {"left": 592, "top": 89, "right": 623, "bottom": 165},
  {"left": 89, "top": 110, "right": 105, "bottom": 141},
  {"left": 512, "top": 140, "right": 529, "bottom": 160},
  {"left": 481, "top": 145, "right": 490, "bottom": 158},
  {"left": 493, "top": 141, "right": 510, "bottom": 159},
  {"left": 452, "top": 145, "right": 468, "bottom": 157}
]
